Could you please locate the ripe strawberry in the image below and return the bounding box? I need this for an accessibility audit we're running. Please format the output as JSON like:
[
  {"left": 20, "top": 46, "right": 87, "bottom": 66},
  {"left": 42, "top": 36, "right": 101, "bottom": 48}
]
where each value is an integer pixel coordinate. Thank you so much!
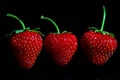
[
  {"left": 80, "top": 6, "right": 117, "bottom": 65},
  {"left": 6, "top": 14, "right": 43, "bottom": 69},
  {"left": 41, "top": 15, "right": 78, "bottom": 66}
]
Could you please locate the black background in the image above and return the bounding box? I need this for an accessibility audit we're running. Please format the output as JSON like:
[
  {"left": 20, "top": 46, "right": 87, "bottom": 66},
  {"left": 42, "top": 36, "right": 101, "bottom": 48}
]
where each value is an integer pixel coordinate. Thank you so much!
[{"left": 0, "top": 0, "right": 120, "bottom": 80}]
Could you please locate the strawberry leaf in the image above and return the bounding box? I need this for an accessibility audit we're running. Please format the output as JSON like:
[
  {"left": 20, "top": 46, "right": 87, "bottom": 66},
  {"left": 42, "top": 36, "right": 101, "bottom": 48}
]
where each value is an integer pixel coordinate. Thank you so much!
[
  {"left": 31, "top": 28, "right": 45, "bottom": 37},
  {"left": 15, "top": 30, "right": 24, "bottom": 34},
  {"left": 88, "top": 27, "right": 99, "bottom": 31},
  {"left": 109, "top": 33, "right": 115, "bottom": 38}
]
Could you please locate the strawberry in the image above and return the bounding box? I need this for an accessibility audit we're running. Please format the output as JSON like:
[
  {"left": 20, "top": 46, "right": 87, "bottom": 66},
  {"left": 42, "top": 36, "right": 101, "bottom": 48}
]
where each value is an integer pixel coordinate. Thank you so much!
[
  {"left": 41, "top": 15, "right": 78, "bottom": 66},
  {"left": 80, "top": 6, "right": 117, "bottom": 65},
  {"left": 6, "top": 14, "right": 43, "bottom": 69}
]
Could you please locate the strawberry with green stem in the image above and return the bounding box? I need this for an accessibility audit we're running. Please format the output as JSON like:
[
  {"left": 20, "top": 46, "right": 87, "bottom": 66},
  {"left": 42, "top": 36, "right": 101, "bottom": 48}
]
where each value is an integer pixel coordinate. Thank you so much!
[
  {"left": 41, "top": 15, "right": 78, "bottom": 66},
  {"left": 80, "top": 6, "right": 117, "bottom": 65},
  {"left": 6, "top": 13, "right": 43, "bottom": 69}
]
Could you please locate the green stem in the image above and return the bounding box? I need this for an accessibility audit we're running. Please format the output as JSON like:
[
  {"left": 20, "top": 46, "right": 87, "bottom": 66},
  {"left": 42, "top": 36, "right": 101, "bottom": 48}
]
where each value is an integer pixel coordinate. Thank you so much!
[
  {"left": 6, "top": 14, "right": 26, "bottom": 30},
  {"left": 41, "top": 15, "right": 60, "bottom": 33},
  {"left": 100, "top": 6, "right": 106, "bottom": 31}
]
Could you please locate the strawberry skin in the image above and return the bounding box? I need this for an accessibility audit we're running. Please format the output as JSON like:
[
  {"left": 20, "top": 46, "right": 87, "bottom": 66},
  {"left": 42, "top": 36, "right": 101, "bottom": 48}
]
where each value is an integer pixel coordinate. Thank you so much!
[
  {"left": 10, "top": 30, "right": 43, "bottom": 69},
  {"left": 44, "top": 32, "right": 78, "bottom": 66},
  {"left": 80, "top": 31, "right": 117, "bottom": 65}
]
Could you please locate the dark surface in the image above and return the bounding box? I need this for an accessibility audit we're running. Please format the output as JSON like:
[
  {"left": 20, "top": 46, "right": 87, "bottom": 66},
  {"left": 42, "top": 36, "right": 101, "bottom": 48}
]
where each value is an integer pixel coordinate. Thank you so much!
[{"left": 0, "top": 0, "right": 119, "bottom": 80}]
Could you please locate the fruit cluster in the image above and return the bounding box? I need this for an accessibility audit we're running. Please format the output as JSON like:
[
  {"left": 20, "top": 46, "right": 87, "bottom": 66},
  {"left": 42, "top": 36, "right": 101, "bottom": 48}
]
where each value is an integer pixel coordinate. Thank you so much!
[{"left": 2, "top": 6, "right": 117, "bottom": 70}]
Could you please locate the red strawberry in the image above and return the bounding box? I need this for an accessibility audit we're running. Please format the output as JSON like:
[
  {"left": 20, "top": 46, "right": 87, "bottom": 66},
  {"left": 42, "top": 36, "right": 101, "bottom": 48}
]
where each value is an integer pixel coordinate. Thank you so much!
[
  {"left": 41, "top": 15, "right": 78, "bottom": 66},
  {"left": 6, "top": 14, "right": 43, "bottom": 69},
  {"left": 80, "top": 6, "right": 117, "bottom": 65}
]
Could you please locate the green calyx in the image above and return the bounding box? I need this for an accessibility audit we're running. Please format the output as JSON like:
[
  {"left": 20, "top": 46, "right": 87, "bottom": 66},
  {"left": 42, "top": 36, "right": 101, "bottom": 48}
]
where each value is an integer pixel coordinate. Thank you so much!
[
  {"left": 6, "top": 13, "right": 44, "bottom": 36},
  {"left": 89, "top": 6, "right": 114, "bottom": 38},
  {"left": 41, "top": 15, "right": 65, "bottom": 34}
]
